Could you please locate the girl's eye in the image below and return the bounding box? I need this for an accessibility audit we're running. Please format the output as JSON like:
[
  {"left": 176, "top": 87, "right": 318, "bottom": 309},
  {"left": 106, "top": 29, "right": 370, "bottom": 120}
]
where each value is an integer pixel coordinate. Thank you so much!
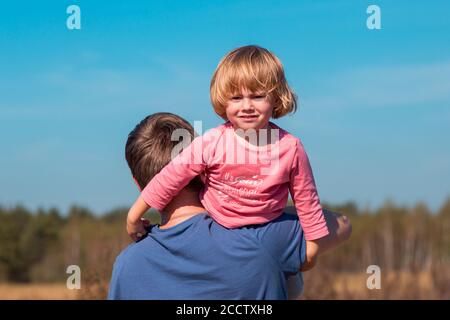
[
  {"left": 231, "top": 96, "right": 242, "bottom": 101},
  {"left": 253, "top": 95, "right": 266, "bottom": 100}
]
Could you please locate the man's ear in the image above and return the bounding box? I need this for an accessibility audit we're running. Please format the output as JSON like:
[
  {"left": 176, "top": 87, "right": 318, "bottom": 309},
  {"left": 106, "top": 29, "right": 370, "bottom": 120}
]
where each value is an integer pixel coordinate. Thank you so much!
[{"left": 132, "top": 176, "right": 142, "bottom": 191}]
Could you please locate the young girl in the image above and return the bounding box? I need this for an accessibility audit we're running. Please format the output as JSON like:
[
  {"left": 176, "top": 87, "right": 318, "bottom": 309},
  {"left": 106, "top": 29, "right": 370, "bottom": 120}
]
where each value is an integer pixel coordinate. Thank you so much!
[{"left": 127, "top": 45, "right": 329, "bottom": 270}]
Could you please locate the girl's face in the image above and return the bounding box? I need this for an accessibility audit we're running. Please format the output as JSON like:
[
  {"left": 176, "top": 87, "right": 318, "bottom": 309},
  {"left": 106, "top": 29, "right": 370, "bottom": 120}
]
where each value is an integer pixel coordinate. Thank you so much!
[{"left": 225, "top": 88, "right": 273, "bottom": 131}]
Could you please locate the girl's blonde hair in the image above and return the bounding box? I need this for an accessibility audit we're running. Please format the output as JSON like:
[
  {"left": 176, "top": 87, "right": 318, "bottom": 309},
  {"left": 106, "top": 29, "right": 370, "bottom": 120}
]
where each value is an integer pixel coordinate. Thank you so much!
[{"left": 210, "top": 45, "right": 297, "bottom": 119}]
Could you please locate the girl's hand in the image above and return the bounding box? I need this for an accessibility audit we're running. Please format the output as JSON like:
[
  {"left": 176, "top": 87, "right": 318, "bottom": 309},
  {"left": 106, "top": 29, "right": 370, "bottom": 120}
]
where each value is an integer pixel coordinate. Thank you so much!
[
  {"left": 126, "top": 195, "right": 151, "bottom": 241},
  {"left": 127, "top": 217, "right": 150, "bottom": 242},
  {"left": 300, "top": 240, "right": 319, "bottom": 272},
  {"left": 300, "top": 254, "right": 317, "bottom": 272}
]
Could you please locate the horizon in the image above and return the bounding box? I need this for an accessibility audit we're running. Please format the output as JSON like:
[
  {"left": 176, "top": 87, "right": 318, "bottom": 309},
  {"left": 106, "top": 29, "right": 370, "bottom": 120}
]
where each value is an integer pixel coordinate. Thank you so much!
[{"left": 2, "top": 197, "right": 449, "bottom": 217}]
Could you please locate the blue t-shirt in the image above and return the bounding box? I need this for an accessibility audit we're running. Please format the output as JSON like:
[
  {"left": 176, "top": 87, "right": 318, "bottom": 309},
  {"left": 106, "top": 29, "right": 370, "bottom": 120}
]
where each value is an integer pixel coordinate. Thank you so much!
[{"left": 108, "top": 212, "right": 305, "bottom": 300}]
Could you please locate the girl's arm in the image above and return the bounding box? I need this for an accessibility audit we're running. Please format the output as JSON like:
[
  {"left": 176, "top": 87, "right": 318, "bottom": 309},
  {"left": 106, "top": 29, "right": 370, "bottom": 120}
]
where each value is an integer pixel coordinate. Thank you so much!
[
  {"left": 125, "top": 127, "right": 220, "bottom": 241},
  {"left": 127, "top": 195, "right": 151, "bottom": 241},
  {"left": 140, "top": 133, "right": 210, "bottom": 210},
  {"left": 300, "top": 210, "right": 352, "bottom": 271},
  {"left": 285, "top": 206, "right": 352, "bottom": 271},
  {"left": 288, "top": 139, "right": 329, "bottom": 241},
  {"left": 288, "top": 139, "right": 330, "bottom": 268},
  {"left": 286, "top": 208, "right": 352, "bottom": 299},
  {"left": 310, "top": 209, "right": 352, "bottom": 255},
  {"left": 125, "top": 133, "right": 210, "bottom": 241},
  {"left": 299, "top": 241, "right": 319, "bottom": 271}
]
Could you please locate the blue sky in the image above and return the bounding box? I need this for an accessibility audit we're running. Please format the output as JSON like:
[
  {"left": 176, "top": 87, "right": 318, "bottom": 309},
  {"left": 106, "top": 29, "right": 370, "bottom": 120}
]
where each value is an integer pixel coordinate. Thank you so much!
[{"left": 0, "top": 0, "right": 449, "bottom": 214}]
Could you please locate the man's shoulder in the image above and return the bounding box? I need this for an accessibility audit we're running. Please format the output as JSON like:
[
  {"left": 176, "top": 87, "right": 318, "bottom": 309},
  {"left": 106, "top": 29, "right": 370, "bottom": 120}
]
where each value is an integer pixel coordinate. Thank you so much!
[
  {"left": 251, "top": 213, "right": 301, "bottom": 240},
  {"left": 112, "top": 241, "right": 138, "bottom": 273},
  {"left": 254, "top": 213, "right": 304, "bottom": 273}
]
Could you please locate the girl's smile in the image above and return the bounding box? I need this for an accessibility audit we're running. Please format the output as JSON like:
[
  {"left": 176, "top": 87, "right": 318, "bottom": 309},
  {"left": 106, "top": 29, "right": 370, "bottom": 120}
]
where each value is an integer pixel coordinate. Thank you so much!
[{"left": 225, "top": 88, "right": 273, "bottom": 131}]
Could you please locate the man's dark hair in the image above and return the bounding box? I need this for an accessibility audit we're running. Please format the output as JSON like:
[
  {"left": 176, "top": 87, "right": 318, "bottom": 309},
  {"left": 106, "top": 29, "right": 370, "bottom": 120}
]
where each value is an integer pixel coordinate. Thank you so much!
[{"left": 125, "top": 112, "right": 203, "bottom": 192}]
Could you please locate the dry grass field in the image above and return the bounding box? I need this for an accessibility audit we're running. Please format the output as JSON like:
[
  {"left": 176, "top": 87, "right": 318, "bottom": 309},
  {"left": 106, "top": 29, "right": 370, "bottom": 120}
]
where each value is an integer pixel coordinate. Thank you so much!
[
  {"left": 0, "top": 283, "right": 79, "bottom": 300},
  {"left": 0, "top": 270, "right": 445, "bottom": 300}
]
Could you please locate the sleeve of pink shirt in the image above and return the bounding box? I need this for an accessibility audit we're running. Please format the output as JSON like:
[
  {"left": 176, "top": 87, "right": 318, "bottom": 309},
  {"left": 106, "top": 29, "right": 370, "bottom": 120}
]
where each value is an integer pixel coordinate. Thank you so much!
[
  {"left": 140, "top": 130, "right": 215, "bottom": 210},
  {"left": 289, "top": 139, "right": 329, "bottom": 241}
]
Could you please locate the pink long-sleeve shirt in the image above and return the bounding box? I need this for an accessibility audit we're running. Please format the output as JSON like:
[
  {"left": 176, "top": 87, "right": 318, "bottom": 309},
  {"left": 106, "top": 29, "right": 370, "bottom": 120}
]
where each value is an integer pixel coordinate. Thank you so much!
[{"left": 141, "top": 121, "right": 329, "bottom": 240}]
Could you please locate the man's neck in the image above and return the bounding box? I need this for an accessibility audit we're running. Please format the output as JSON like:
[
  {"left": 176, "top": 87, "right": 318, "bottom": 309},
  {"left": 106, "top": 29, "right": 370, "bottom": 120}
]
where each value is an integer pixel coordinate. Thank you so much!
[{"left": 159, "top": 188, "right": 206, "bottom": 229}]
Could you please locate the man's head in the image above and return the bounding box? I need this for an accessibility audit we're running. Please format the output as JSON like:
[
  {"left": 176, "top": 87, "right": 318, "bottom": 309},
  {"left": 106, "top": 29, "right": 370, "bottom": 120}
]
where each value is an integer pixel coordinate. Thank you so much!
[{"left": 125, "top": 112, "right": 203, "bottom": 192}]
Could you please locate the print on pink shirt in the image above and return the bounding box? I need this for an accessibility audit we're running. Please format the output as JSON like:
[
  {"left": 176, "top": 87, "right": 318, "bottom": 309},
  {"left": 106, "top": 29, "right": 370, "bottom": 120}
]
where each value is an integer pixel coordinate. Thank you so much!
[{"left": 218, "top": 171, "right": 263, "bottom": 203}]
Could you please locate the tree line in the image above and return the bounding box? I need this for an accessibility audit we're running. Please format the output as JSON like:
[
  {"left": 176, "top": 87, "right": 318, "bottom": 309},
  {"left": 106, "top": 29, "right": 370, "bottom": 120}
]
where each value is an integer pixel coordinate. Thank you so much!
[{"left": 0, "top": 199, "right": 449, "bottom": 298}]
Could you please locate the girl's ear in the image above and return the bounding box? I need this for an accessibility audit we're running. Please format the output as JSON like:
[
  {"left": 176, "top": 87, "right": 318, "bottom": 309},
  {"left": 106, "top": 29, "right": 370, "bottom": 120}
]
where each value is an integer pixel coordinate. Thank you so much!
[{"left": 132, "top": 176, "right": 142, "bottom": 192}]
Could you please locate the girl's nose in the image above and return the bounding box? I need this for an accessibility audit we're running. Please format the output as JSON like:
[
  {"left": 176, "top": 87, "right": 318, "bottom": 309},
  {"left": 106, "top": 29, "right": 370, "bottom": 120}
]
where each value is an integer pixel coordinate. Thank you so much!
[{"left": 242, "top": 98, "right": 254, "bottom": 110}]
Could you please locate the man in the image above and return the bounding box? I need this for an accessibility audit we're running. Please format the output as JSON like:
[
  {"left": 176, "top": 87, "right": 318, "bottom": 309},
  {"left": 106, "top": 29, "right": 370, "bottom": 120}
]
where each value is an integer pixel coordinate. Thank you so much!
[{"left": 108, "top": 113, "right": 351, "bottom": 299}]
